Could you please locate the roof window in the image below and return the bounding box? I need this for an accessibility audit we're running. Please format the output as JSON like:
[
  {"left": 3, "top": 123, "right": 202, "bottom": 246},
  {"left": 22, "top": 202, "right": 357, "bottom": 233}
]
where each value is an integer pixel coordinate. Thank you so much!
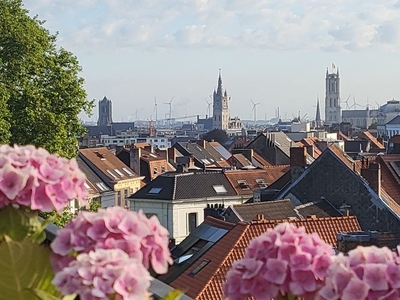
[
  {"left": 114, "top": 169, "right": 125, "bottom": 177},
  {"left": 256, "top": 179, "right": 268, "bottom": 188},
  {"left": 213, "top": 185, "right": 227, "bottom": 194},
  {"left": 237, "top": 180, "right": 250, "bottom": 190},
  {"left": 106, "top": 170, "right": 118, "bottom": 179},
  {"left": 148, "top": 187, "right": 163, "bottom": 194},
  {"left": 122, "top": 167, "right": 133, "bottom": 175},
  {"left": 189, "top": 259, "right": 210, "bottom": 277}
]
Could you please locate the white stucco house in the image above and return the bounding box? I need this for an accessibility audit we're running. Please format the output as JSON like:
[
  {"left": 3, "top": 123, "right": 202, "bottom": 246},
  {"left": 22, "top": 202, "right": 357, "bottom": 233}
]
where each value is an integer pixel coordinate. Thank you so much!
[{"left": 128, "top": 170, "right": 250, "bottom": 244}]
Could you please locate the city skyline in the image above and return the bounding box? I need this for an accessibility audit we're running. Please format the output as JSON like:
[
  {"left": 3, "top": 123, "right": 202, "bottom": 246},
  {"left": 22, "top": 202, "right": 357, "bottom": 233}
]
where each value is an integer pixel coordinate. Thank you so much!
[{"left": 24, "top": 0, "right": 400, "bottom": 122}]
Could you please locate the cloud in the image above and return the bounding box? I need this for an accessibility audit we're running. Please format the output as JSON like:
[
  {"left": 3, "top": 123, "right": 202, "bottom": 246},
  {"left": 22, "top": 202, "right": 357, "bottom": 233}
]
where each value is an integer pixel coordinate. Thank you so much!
[{"left": 23, "top": 0, "right": 400, "bottom": 52}]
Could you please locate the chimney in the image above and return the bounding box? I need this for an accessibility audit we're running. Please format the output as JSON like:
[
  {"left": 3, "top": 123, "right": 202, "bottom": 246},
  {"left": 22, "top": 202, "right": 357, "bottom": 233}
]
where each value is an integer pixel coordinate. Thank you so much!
[
  {"left": 144, "top": 144, "right": 154, "bottom": 154},
  {"left": 305, "top": 145, "right": 314, "bottom": 157},
  {"left": 290, "top": 147, "right": 307, "bottom": 183},
  {"left": 361, "top": 162, "right": 381, "bottom": 197},
  {"left": 256, "top": 214, "right": 265, "bottom": 220},
  {"left": 196, "top": 139, "right": 206, "bottom": 148},
  {"left": 129, "top": 147, "right": 141, "bottom": 176},
  {"left": 167, "top": 147, "right": 176, "bottom": 164},
  {"left": 204, "top": 203, "right": 225, "bottom": 220}
]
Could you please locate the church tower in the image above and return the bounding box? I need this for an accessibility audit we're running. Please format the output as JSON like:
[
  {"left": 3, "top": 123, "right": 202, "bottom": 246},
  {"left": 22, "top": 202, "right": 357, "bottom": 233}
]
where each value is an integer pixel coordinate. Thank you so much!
[
  {"left": 325, "top": 67, "right": 341, "bottom": 125},
  {"left": 212, "top": 69, "right": 229, "bottom": 130},
  {"left": 97, "top": 96, "right": 113, "bottom": 126}
]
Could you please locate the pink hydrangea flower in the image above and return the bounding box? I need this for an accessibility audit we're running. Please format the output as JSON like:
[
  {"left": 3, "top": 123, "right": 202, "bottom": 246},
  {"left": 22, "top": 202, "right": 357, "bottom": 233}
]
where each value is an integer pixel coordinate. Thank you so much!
[
  {"left": 317, "top": 246, "right": 400, "bottom": 300},
  {"left": 223, "top": 223, "right": 333, "bottom": 300},
  {"left": 0, "top": 144, "right": 87, "bottom": 212},
  {"left": 52, "top": 248, "right": 151, "bottom": 300},
  {"left": 51, "top": 207, "right": 173, "bottom": 275}
]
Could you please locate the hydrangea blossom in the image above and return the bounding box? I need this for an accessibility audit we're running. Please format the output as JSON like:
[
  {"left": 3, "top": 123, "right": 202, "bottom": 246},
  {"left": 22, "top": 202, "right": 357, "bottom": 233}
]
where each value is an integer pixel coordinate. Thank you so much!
[
  {"left": 316, "top": 246, "right": 400, "bottom": 300},
  {"left": 223, "top": 223, "right": 334, "bottom": 300},
  {"left": 0, "top": 144, "right": 87, "bottom": 212},
  {"left": 52, "top": 248, "right": 151, "bottom": 300},
  {"left": 51, "top": 206, "right": 173, "bottom": 275}
]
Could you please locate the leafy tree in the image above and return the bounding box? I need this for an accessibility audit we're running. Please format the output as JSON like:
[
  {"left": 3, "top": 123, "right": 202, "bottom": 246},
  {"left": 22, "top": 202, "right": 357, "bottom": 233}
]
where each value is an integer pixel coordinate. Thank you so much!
[
  {"left": 202, "top": 129, "right": 229, "bottom": 144},
  {"left": 0, "top": 0, "right": 93, "bottom": 158}
]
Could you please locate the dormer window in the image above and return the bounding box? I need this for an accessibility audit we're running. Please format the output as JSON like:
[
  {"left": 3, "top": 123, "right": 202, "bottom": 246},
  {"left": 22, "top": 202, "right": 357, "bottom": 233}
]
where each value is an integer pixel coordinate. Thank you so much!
[
  {"left": 237, "top": 180, "right": 250, "bottom": 190},
  {"left": 256, "top": 179, "right": 268, "bottom": 188}
]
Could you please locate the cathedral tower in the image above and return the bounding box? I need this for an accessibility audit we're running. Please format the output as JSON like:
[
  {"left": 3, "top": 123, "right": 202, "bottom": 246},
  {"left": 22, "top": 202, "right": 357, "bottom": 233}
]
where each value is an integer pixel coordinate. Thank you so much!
[
  {"left": 97, "top": 96, "right": 113, "bottom": 126},
  {"left": 212, "top": 69, "right": 229, "bottom": 130},
  {"left": 325, "top": 67, "right": 341, "bottom": 125}
]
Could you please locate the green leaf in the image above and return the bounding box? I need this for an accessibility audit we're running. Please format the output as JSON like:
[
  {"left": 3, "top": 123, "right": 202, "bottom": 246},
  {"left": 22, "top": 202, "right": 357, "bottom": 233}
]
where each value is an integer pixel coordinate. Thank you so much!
[
  {"left": 0, "top": 236, "right": 60, "bottom": 300},
  {"left": 32, "top": 289, "right": 76, "bottom": 300},
  {"left": 161, "top": 290, "right": 184, "bottom": 300},
  {"left": 0, "top": 206, "right": 46, "bottom": 243}
]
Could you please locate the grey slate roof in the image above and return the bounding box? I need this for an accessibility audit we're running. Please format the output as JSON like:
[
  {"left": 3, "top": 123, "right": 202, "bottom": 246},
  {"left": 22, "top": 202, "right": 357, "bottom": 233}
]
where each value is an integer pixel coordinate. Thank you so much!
[
  {"left": 387, "top": 115, "right": 400, "bottom": 125},
  {"left": 129, "top": 171, "right": 237, "bottom": 200}
]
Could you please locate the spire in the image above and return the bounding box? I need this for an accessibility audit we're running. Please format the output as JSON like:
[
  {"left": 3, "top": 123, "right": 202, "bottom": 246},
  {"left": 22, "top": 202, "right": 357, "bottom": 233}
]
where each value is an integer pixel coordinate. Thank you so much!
[
  {"left": 336, "top": 67, "right": 339, "bottom": 77},
  {"left": 326, "top": 67, "right": 329, "bottom": 77},
  {"left": 217, "top": 68, "right": 223, "bottom": 95},
  {"left": 315, "top": 95, "right": 321, "bottom": 123}
]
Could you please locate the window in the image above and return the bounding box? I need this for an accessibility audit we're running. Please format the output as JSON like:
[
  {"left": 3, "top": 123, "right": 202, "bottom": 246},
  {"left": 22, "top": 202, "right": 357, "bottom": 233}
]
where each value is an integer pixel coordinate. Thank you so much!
[
  {"left": 84, "top": 182, "right": 91, "bottom": 189},
  {"left": 145, "top": 213, "right": 158, "bottom": 218},
  {"left": 117, "top": 191, "right": 121, "bottom": 206},
  {"left": 124, "top": 189, "right": 128, "bottom": 198},
  {"left": 148, "top": 187, "right": 163, "bottom": 194},
  {"left": 106, "top": 170, "right": 118, "bottom": 179},
  {"left": 237, "top": 180, "right": 250, "bottom": 190},
  {"left": 114, "top": 169, "right": 125, "bottom": 177},
  {"left": 189, "top": 259, "right": 210, "bottom": 277},
  {"left": 213, "top": 185, "right": 227, "bottom": 194},
  {"left": 153, "top": 167, "right": 158, "bottom": 174},
  {"left": 161, "top": 166, "right": 166, "bottom": 173},
  {"left": 95, "top": 182, "right": 108, "bottom": 192},
  {"left": 256, "top": 179, "right": 268, "bottom": 188},
  {"left": 122, "top": 167, "right": 133, "bottom": 176},
  {"left": 188, "top": 213, "right": 197, "bottom": 233}
]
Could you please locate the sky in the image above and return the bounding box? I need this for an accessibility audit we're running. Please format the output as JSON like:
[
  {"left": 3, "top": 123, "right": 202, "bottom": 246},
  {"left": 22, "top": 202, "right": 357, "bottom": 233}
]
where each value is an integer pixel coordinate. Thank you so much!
[{"left": 24, "top": 0, "right": 400, "bottom": 123}]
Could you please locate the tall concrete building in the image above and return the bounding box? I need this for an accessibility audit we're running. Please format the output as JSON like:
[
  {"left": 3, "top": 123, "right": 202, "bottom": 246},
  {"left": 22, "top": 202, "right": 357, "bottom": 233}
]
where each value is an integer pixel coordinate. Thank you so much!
[
  {"left": 212, "top": 70, "right": 229, "bottom": 130},
  {"left": 97, "top": 96, "right": 113, "bottom": 126},
  {"left": 325, "top": 67, "right": 341, "bottom": 126}
]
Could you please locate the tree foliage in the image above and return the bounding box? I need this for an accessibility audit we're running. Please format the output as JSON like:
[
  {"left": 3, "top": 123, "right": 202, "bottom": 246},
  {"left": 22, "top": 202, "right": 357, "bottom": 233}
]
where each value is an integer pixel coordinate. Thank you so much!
[
  {"left": 202, "top": 129, "right": 229, "bottom": 144},
  {"left": 0, "top": 0, "right": 93, "bottom": 158}
]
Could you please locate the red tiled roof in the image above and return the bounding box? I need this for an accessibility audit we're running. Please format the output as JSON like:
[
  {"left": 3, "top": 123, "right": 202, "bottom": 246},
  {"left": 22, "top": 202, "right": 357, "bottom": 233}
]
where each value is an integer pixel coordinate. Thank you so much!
[
  {"left": 79, "top": 147, "right": 140, "bottom": 181},
  {"left": 171, "top": 216, "right": 361, "bottom": 300},
  {"left": 328, "top": 144, "right": 361, "bottom": 174},
  {"left": 377, "top": 155, "right": 400, "bottom": 204},
  {"left": 224, "top": 167, "right": 289, "bottom": 195},
  {"left": 363, "top": 131, "right": 385, "bottom": 150},
  {"left": 252, "top": 150, "right": 273, "bottom": 167}
]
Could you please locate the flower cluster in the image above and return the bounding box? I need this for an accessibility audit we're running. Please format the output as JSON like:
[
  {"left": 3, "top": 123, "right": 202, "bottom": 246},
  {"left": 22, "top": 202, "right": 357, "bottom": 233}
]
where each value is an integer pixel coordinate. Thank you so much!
[
  {"left": 223, "top": 223, "right": 333, "bottom": 300},
  {"left": 317, "top": 246, "right": 400, "bottom": 300},
  {"left": 51, "top": 206, "right": 173, "bottom": 275},
  {"left": 0, "top": 144, "right": 87, "bottom": 212},
  {"left": 53, "top": 248, "right": 151, "bottom": 300}
]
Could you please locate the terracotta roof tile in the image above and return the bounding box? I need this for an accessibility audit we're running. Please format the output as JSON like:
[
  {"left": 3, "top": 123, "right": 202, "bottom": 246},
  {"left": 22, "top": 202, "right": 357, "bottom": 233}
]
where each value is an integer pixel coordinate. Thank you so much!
[
  {"left": 377, "top": 155, "right": 400, "bottom": 204},
  {"left": 363, "top": 131, "right": 385, "bottom": 149},
  {"left": 79, "top": 147, "right": 140, "bottom": 181},
  {"left": 171, "top": 216, "right": 361, "bottom": 299},
  {"left": 252, "top": 150, "right": 273, "bottom": 167},
  {"left": 224, "top": 167, "right": 289, "bottom": 195}
]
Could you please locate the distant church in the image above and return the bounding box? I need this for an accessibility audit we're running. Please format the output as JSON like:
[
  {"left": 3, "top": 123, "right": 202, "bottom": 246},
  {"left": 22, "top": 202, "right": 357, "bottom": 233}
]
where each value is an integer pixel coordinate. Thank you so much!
[
  {"left": 196, "top": 70, "right": 242, "bottom": 133},
  {"left": 212, "top": 69, "right": 230, "bottom": 130},
  {"left": 325, "top": 66, "right": 342, "bottom": 126},
  {"left": 97, "top": 96, "right": 113, "bottom": 126}
]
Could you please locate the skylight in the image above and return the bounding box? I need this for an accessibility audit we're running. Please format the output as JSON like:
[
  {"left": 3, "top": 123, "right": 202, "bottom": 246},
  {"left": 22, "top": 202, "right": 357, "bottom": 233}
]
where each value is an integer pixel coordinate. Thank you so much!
[
  {"left": 84, "top": 182, "right": 91, "bottom": 189},
  {"left": 174, "top": 254, "right": 193, "bottom": 264},
  {"left": 122, "top": 167, "right": 133, "bottom": 175},
  {"left": 148, "top": 187, "right": 163, "bottom": 194},
  {"left": 149, "top": 153, "right": 157, "bottom": 158},
  {"left": 106, "top": 170, "right": 118, "bottom": 179},
  {"left": 256, "top": 179, "right": 268, "bottom": 188},
  {"left": 213, "top": 185, "right": 227, "bottom": 194},
  {"left": 189, "top": 259, "right": 210, "bottom": 277},
  {"left": 237, "top": 180, "right": 250, "bottom": 190},
  {"left": 96, "top": 182, "right": 108, "bottom": 191},
  {"left": 114, "top": 169, "right": 125, "bottom": 177}
]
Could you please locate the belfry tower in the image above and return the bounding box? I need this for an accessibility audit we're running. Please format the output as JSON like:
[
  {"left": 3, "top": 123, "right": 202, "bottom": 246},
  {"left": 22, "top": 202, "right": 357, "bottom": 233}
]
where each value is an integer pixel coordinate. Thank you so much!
[
  {"left": 97, "top": 96, "right": 113, "bottom": 126},
  {"left": 325, "top": 66, "right": 341, "bottom": 125},
  {"left": 212, "top": 69, "right": 229, "bottom": 130}
]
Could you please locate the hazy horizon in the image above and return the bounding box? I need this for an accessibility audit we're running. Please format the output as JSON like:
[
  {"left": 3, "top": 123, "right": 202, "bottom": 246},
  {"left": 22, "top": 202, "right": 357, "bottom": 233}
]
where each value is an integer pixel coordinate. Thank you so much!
[{"left": 24, "top": 0, "right": 400, "bottom": 123}]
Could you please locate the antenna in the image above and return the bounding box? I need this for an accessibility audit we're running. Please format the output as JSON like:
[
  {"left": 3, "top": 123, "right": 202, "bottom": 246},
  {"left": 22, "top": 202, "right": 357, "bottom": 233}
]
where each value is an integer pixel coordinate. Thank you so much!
[
  {"left": 251, "top": 99, "right": 260, "bottom": 127},
  {"left": 205, "top": 98, "right": 211, "bottom": 117},
  {"left": 153, "top": 97, "right": 158, "bottom": 128},
  {"left": 164, "top": 97, "right": 174, "bottom": 128}
]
